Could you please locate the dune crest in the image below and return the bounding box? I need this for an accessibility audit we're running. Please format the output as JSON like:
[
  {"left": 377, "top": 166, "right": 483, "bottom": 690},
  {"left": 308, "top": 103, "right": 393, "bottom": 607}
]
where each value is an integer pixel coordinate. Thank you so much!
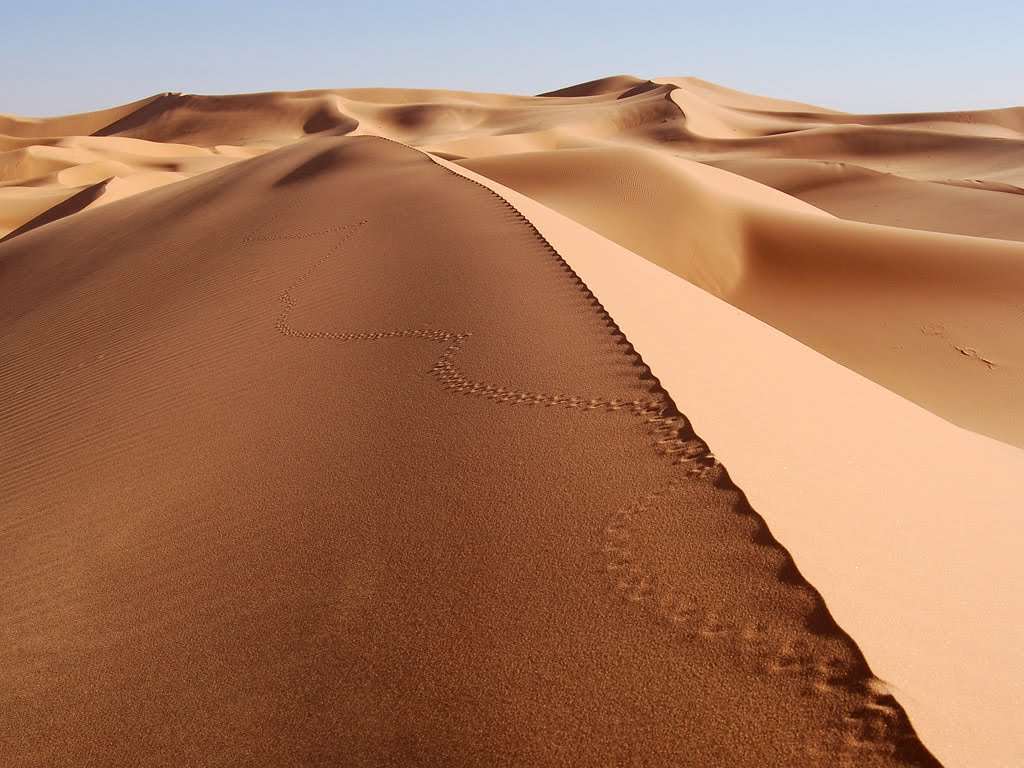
[{"left": 445, "top": 160, "right": 1023, "bottom": 768}]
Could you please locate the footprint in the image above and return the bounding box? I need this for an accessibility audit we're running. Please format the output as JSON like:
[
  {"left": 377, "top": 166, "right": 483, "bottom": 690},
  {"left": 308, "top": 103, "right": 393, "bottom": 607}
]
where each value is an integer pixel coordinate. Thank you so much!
[
  {"left": 657, "top": 589, "right": 701, "bottom": 636},
  {"left": 770, "top": 637, "right": 815, "bottom": 675}
]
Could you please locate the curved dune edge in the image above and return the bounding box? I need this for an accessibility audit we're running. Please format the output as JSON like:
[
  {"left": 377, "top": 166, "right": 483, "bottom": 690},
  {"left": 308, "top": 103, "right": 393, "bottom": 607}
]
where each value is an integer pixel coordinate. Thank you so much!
[{"left": 438, "top": 158, "right": 1024, "bottom": 768}]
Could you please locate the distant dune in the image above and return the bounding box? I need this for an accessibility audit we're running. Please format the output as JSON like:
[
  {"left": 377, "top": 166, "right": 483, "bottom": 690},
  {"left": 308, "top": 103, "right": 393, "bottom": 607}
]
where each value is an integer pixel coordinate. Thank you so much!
[{"left": 1, "top": 76, "right": 1021, "bottom": 767}]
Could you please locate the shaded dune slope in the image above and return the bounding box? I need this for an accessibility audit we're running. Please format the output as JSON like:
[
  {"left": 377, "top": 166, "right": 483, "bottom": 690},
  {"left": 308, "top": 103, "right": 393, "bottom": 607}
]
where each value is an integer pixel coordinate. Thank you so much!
[
  {"left": 708, "top": 157, "right": 1024, "bottom": 241},
  {"left": 91, "top": 91, "right": 361, "bottom": 145},
  {"left": 0, "top": 95, "right": 165, "bottom": 139},
  {"left": 536, "top": 74, "right": 660, "bottom": 98},
  {"left": 460, "top": 146, "right": 1024, "bottom": 446},
  {"left": 474, "top": 169, "right": 1024, "bottom": 768},
  {"left": 0, "top": 178, "right": 109, "bottom": 244},
  {"left": 0, "top": 136, "right": 935, "bottom": 766}
]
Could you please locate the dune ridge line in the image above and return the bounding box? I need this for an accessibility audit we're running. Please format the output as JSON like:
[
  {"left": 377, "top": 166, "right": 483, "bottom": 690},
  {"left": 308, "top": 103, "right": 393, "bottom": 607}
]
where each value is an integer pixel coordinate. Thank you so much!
[{"left": 239, "top": 135, "right": 938, "bottom": 765}]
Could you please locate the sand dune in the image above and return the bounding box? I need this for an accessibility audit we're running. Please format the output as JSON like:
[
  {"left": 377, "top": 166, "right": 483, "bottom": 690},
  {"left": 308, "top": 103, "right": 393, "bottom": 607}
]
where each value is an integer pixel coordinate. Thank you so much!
[
  {"left": 708, "top": 158, "right": 1024, "bottom": 241},
  {"left": 460, "top": 146, "right": 1024, "bottom": 446},
  {"left": 0, "top": 95, "right": 166, "bottom": 139},
  {"left": 451, "top": 161, "right": 1024, "bottom": 768},
  {"left": 2, "top": 74, "right": 1022, "bottom": 766},
  {"left": 462, "top": 146, "right": 829, "bottom": 295},
  {"left": 0, "top": 135, "right": 937, "bottom": 766}
]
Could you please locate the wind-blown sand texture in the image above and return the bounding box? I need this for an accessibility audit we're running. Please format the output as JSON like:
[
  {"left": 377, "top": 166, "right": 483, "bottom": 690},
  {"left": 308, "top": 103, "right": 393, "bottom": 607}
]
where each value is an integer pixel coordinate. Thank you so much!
[{"left": 2, "top": 76, "right": 1022, "bottom": 767}]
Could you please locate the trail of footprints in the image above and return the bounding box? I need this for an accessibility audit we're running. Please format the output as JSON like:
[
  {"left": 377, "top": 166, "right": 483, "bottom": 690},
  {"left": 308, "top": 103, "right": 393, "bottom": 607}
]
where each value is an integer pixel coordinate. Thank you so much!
[
  {"left": 600, "top": 479, "right": 910, "bottom": 764},
  {"left": 241, "top": 141, "right": 929, "bottom": 766}
]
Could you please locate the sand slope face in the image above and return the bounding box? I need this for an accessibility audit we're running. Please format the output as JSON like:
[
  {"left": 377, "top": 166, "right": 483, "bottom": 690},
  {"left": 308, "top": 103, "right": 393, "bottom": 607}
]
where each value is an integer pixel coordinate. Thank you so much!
[
  {"left": 454, "top": 168, "right": 1022, "bottom": 768},
  {"left": 0, "top": 136, "right": 936, "bottom": 766},
  {"left": 460, "top": 146, "right": 829, "bottom": 296},
  {"left": 460, "top": 145, "right": 1024, "bottom": 447},
  {"left": 0, "top": 89, "right": 376, "bottom": 238}
]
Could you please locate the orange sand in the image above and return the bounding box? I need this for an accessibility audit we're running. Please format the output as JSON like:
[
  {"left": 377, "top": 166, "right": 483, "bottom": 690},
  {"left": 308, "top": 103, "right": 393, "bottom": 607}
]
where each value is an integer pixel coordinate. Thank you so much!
[{"left": 3, "top": 75, "right": 1022, "bottom": 767}]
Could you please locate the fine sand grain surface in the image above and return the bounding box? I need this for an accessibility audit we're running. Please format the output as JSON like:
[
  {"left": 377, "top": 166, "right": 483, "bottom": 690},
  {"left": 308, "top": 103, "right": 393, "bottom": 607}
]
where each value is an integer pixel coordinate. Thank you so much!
[{"left": 2, "top": 75, "right": 1022, "bottom": 767}]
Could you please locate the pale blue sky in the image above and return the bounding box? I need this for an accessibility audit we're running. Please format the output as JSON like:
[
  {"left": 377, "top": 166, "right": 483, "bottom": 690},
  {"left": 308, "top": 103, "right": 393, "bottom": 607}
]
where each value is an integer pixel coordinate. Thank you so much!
[{"left": 3, "top": 1, "right": 1020, "bottom": 117}]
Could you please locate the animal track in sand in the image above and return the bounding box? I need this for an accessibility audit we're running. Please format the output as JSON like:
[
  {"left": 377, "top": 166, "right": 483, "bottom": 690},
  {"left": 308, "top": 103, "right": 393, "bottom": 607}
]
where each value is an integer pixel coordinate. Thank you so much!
[
  {"left": 921, "top": 322, "right": 997, "bottom": 369},
  {"left": 239, "top": 138, "right": 931, "bottom": 765}
]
